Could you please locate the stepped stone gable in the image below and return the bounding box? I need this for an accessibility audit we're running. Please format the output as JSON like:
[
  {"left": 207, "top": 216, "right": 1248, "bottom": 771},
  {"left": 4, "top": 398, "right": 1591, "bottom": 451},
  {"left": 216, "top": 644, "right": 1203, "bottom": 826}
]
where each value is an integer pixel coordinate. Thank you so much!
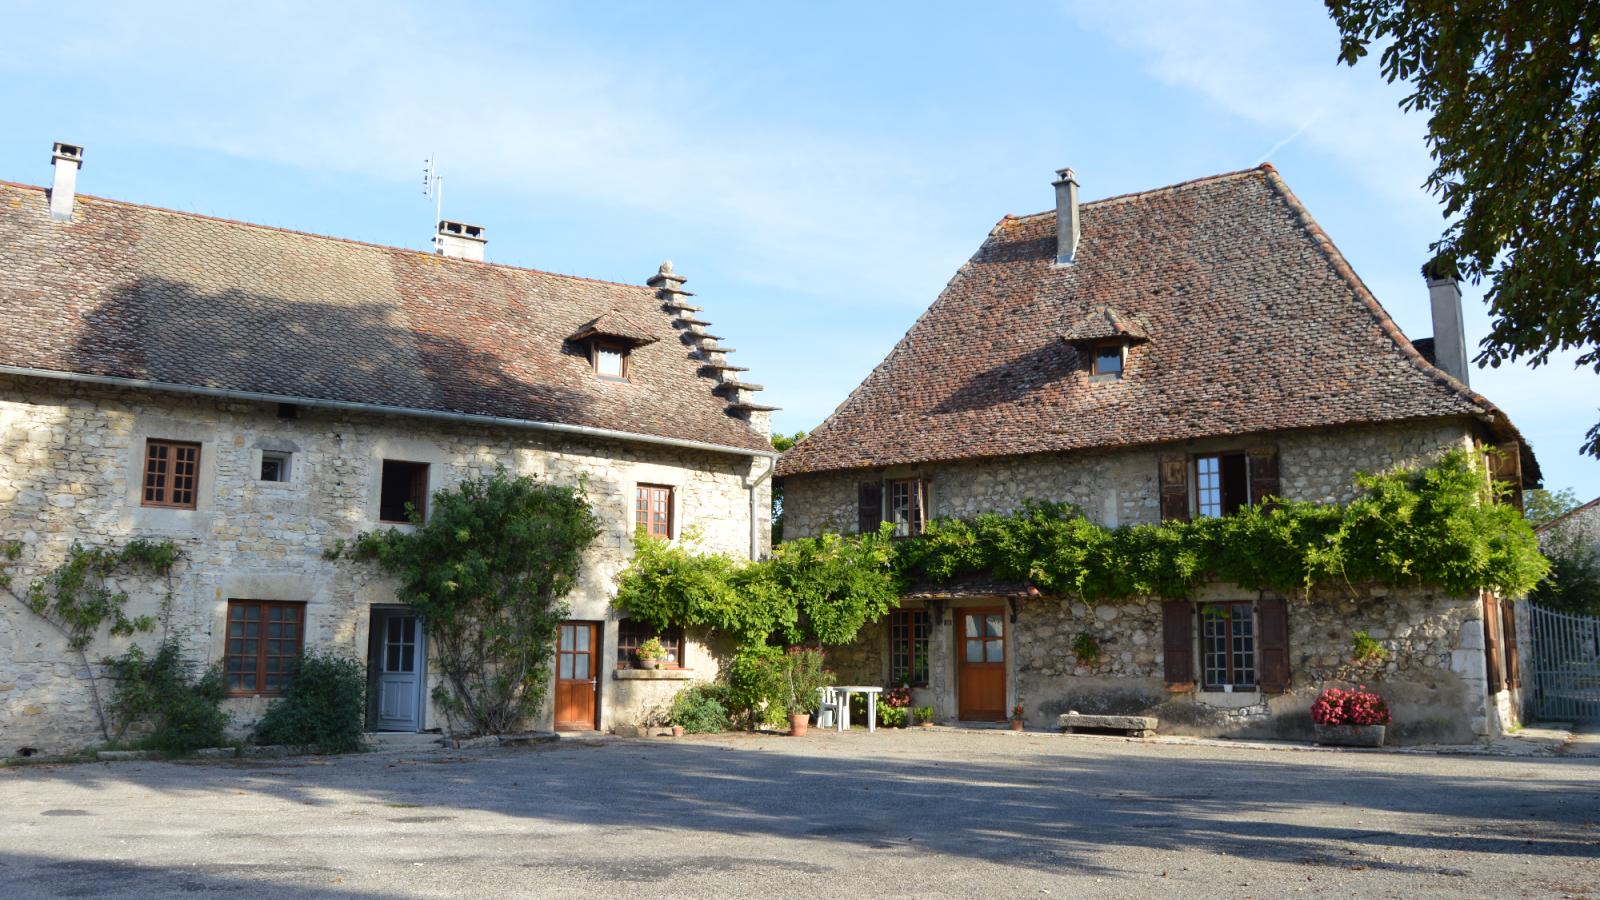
[
  {"left": 776, "top": 164, "right": 1537, "bottom": 482},
  {"left": 0, "top": 180, "right": 770, "bottom": 453}
]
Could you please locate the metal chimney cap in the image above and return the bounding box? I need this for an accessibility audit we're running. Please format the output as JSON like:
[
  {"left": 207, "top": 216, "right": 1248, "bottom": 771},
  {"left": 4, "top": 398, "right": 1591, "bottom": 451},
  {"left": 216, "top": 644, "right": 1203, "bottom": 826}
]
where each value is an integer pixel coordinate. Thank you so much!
[{"left": 51, "top": 142, "right": 84, "bottom": 168}]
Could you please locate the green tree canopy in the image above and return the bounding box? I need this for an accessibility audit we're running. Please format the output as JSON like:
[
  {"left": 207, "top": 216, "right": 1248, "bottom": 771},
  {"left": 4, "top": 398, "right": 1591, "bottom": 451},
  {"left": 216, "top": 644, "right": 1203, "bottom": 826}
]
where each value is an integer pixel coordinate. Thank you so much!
[{"left": 1327, "top": 1, "right": 1600, "bottom": 455}]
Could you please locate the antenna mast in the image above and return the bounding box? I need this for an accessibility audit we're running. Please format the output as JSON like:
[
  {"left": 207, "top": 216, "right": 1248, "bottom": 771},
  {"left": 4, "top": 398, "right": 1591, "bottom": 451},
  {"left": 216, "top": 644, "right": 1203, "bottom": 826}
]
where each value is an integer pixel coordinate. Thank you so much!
[{"left": 422, "top": 154, "right": 443, "bottom": 252}]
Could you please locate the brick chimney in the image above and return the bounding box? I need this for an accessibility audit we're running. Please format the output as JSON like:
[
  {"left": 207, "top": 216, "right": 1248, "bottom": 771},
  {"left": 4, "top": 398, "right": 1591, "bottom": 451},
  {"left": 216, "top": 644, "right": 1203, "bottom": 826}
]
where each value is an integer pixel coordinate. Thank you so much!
[
  {"left": 1423, "top": 260, "right": 1470, "bottom": 388},
  {"left": 49, "top": 142, "right": 84, "bottom": 222},
  {"left": 1052, "top": 167, "right": 1080, "bottom": 267}
]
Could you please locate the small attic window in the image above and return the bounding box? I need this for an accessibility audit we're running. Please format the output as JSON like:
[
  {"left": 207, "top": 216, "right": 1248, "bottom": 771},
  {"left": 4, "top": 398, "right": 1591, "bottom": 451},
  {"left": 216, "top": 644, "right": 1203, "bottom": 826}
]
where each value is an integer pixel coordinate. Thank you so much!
[
  {"left": 1092, "top": 343, "right": 1124, "bottom": 376},
  {"left": 593, "top": 342, "right": 627, "bottom": 380}
]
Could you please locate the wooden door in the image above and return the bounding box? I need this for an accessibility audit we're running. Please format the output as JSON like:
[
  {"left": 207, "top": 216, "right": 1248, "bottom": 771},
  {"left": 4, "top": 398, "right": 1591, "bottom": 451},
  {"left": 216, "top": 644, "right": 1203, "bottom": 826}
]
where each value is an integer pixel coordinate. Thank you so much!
[
  {"left": 958, "top": 607, "right": 1006, "bottom": 721},
  {"left": 555, "top": 622, "right": 599, "bottom": 731}
]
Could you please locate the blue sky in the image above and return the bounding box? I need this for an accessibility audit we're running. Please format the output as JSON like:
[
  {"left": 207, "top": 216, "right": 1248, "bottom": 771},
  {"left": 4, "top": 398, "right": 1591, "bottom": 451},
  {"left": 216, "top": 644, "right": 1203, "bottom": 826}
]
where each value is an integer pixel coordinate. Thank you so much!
[{"left": 5, "top": 0, "right": 1597, "bottom": 500}]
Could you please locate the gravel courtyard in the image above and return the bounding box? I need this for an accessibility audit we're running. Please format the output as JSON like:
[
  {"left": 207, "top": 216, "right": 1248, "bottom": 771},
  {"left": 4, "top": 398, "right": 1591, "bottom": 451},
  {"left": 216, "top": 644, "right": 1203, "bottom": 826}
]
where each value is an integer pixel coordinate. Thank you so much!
[{"left": 2, "top": 728, "right": 1597, "bottom": 899}]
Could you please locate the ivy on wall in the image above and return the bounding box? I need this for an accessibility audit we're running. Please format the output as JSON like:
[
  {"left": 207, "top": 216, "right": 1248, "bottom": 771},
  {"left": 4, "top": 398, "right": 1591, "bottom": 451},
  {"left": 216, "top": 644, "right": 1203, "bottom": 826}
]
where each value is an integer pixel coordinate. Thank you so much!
[
  {"left": 615, "top": 450, "right": 1548, "bottom": 645},
  {"left": 0, "top": 538, "right": 182, "bottom": 741}
]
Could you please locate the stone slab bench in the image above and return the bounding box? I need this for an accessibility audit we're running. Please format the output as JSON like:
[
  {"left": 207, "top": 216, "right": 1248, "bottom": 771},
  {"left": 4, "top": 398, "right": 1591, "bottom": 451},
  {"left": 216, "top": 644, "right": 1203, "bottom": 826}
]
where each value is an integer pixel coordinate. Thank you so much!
[{"left": 1057, "top": 714, "right": 1158, "bottom": 738}]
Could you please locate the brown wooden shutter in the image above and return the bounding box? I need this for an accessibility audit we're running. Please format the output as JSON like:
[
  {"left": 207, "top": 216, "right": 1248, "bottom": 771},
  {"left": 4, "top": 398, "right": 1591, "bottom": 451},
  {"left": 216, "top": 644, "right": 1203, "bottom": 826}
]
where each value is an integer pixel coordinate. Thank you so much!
[
  {"left": 1162, "top": 601, "right": 1195, "bottom": 691},
  {"left": 410, "top": 465, "right": 429, "bottom": 521},
  {"left": 1482, "top": 592, "right": 1504, "bottom": 695},
  {"left": 1488, "top": 441, "right": 1524, "bottom": 512},
  {"left": 1257, "top": 595, "right": 1290, "bottom": 693},
  {"left": 1158, "top": 453, "right": 1190, "bottom": 523},
  {"left": 858, "top": 481, "right": 884, "bottom": 535},
  {"left": 916, "top": 477, "right": 931, "bottom": 535},
  {"left": 1500, "top": 597, "right": 1521, "bottom": 689},
  {"left": 1247, "top": 444, "right": 1281, "bottom": 509}
]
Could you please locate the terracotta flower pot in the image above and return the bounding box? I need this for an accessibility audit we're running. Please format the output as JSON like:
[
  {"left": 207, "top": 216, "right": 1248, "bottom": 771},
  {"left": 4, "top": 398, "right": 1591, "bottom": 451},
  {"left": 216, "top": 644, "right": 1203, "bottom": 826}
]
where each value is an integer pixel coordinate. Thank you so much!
[
  {"left": 789, "top": 713, "right": 810, "bottom": 736},
  {"left": 917, "top": 721, "right": 934, "bottom": 728},
  {"left": 671, "top": 725, "right": 684, "bottom": 738},
  {"left": 1009, "top": 718, "right": 1024, "bottom": 731},
  {"left": 636, "top": 656, "right": 660, "bottom": 670}
]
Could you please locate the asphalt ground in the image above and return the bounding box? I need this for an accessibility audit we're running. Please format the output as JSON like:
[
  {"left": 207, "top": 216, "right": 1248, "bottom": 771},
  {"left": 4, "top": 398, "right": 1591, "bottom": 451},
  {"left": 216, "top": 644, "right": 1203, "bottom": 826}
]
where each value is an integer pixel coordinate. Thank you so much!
[{"left": 1, "top": 728, "right": 1597, "bottom": 899}]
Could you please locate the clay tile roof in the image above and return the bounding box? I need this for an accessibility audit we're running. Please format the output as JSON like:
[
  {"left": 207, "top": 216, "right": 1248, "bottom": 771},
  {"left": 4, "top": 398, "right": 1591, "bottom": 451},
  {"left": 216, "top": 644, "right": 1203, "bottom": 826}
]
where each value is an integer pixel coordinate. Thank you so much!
[
  {"left": 0, "top": 181, "right": 771, "bottom": 454},
  {"left": 1060, "top": 305, "right": 1150, "bottom": 346},
  {"left": 777, "top": 164, "right": 1540, "bottom": 482},
  {"left": 567, "top": 309, "right": 660, "bottom": 347}
]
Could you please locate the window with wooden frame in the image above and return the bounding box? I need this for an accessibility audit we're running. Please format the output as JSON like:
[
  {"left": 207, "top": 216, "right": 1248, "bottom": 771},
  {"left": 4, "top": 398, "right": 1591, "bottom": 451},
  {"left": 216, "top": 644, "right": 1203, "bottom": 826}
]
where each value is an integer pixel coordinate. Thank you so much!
[
  {"left": 142, "top": 440, "right": 200, "bottom": 509},
  {"left": 616, "top": 618, "right": 685, "bottom": 668},
  {"left": 1201, "top": 603, "right": 1256, "bottom": 691},
  {"left": 1091, "top": 342, "right": 1124, "bottom": 376},
  {"left": 592, "top": 341, "right": 628, "bottom": 380},
  {"left": 889, "top": 608, "right": 931, "bottom": 686},
  {"left": 225, "top": 600, "right": 305, "bottom": 695},
  {"left": 636, "top": 485, "right": 673, "bottom": 538},
  {"left": 1195, "top": 453, "right": 1249, "bottom": 518},
  {"left": 379, "top": 461, "right": 429, "bottom": 523},
  {"left": 887, "top": 479, "right": 926, "bottom": 537}
]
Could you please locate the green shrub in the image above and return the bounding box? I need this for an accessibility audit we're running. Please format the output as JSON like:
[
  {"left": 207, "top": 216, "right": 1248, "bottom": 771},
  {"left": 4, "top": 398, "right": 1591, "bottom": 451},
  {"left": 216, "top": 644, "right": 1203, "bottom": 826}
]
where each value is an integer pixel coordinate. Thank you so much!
[
  {"left": 103, "top": 639, "right": 229, "bottom": 754},
  {"left": 253, "top": 651, "right": 369, "bottom": 754},
  {"left": 668, "top": 683, "right": 731, "bottom": 733}
]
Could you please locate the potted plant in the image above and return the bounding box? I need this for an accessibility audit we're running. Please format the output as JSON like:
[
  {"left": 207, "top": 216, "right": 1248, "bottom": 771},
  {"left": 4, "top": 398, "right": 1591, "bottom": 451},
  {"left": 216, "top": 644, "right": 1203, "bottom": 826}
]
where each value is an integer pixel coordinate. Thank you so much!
[
  {"left": 880, "top": 685, "right": 912, "bottom": 728},
  {"left": 1310, "top": 685, "right": 1391, "bottom": 747},
  {"left": 1009, "top": 703, "right": 1025, "bottom": 731},
  {"left": 914, "top": 706, "right": 936, "bottom": 727},
  {"left": 636, "top": 637, "right": 666, "bottom": 670},
  {"left": 781, "top": 646, "right": 834, "bottom": 736}
]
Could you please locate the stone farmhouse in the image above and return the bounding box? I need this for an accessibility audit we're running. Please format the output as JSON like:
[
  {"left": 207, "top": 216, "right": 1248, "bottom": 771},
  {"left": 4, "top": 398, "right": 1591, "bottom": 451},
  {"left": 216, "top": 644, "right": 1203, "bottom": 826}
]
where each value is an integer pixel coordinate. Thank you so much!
[
  {"left": 0, "top": 143, "right": 776, "bottom": 757},
  {"left": 776, "top": 164, "right": 1536, "bottom": 745}
]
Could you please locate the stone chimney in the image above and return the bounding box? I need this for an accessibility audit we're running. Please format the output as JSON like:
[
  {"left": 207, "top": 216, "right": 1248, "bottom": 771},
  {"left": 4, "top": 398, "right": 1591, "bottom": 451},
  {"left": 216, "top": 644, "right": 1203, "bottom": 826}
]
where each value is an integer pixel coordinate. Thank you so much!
[
  {"left": 1423, "top": 260, "right": 1470, "bottom": 388},
  {"left": 1052, "top": 167, "right": 1080, "bottom": 267},
  {"left": 435, "top": 220, "right": 486, "bottom": 261},
  {"left": 49, "top": 142, "right": 84, "bottom": 222},
  {"left": 648, "top": 260, "right": 776, "bottom": 434}
]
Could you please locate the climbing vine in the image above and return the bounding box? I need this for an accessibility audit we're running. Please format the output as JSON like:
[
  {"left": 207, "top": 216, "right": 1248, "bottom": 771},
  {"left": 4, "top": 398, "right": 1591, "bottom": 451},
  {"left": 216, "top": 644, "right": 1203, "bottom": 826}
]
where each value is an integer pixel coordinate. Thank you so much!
[
  {"left": 0, "top": 538, "right": 182, "bottom": 741},
  {"left": 615, "top": 450, "right": 1549, "bottom": 648},
  {"left": 327, "top": 466, "right": 601, "bottom": 736},
  {"left": 615, "top": 524, "right": 900, "bottom": 647}
]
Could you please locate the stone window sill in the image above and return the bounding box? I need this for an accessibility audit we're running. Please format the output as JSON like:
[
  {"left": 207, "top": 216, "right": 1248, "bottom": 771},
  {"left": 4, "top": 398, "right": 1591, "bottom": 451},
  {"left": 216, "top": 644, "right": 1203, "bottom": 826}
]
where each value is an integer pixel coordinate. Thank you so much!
[{"left": 613, "top": 669, "right": 695, "bottom": 681}]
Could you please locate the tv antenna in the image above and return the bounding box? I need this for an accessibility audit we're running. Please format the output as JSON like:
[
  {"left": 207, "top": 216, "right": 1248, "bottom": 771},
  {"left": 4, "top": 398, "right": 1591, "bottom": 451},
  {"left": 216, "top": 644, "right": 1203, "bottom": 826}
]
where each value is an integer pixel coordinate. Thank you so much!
[{"left": 422, "top": 154, "right": 442, "bottom": 251}]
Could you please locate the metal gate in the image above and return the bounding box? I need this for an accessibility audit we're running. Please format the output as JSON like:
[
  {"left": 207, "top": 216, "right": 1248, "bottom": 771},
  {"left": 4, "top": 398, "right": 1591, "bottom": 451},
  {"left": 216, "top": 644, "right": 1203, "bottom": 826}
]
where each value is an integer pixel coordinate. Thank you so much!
[{"left": 1529, "top": 603, "right": 1600, "bottom": 721}]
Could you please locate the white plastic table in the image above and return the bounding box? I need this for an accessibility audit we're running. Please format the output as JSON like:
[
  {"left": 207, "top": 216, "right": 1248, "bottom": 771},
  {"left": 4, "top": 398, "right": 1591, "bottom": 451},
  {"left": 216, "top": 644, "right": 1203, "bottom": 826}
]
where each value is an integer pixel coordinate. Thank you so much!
[{"left": 834, "top": 686, "right": 883, "bottom": 733}]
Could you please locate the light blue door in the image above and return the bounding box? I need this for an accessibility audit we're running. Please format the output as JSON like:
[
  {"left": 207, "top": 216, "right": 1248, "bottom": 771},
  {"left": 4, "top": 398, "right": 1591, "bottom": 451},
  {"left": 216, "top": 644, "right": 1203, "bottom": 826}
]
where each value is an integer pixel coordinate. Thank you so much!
[{"left": 377, "top": 614, "right": 423, "bottom": 731}]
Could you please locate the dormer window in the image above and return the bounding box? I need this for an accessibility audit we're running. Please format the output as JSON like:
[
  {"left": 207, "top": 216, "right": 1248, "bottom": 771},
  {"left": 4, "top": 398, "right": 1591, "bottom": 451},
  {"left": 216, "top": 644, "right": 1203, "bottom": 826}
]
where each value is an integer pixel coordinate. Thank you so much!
[
  {"left": 568, "top": 309, "right": 660, "bottom": 383},
  {"left": 1059, "top": 305, "right": 1151, "bottom": 383},
  {"left": 1093, "top": 342, "right": 1124, "bottom": 376},
  {"left": 593, "top": 342, "right": 627, "bottom": 379}
]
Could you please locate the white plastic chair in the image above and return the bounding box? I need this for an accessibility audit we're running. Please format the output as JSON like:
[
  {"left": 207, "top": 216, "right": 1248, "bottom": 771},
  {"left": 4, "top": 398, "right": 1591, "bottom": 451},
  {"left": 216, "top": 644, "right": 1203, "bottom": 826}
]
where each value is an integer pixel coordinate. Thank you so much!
[{"left": 816, "top": 686, "right": 845, "bottom": 730}]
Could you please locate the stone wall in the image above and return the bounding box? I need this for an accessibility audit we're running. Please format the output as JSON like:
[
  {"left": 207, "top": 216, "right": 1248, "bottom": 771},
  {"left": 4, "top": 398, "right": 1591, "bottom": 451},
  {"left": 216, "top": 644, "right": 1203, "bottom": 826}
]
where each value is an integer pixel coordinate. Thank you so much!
[
  {"left": 1012, "top": 581, "right": 1502, "bottom": 745},
  {"left": 781, "top": 418, "right": 1476, "bottom": 539},
  {"left": 0, "top": 374, "right": 770, "bottom": 755},
  {"left": 821, "top": 581, "right": 1507, "bottom": 745}
]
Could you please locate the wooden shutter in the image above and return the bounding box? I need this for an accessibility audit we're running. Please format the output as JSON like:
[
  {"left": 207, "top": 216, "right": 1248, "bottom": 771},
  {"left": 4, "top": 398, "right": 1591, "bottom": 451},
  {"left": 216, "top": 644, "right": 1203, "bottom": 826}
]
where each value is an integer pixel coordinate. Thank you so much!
[
  {"left": 410, "top": 465, "right": 429, "bottom": 521},
  {"left": 916, "top": 477, "right": 931, "bottom": 535},
  {"left": 1482, "top": 592, "right": 1504, "bottom": 695},
  {"left": 1158, "top": 453, "right": 1190, "bottom": 523},
  {"left": 1162, "top": 601, "right": 1195, "bottom": 691},
  {"left": 1500, "top": 598, "right": 1521, "bottom": 689},
  {"left": 1257, "top": 595, "right": 1290, "bottom": 693},
  {"left": 1488, "top": 441, "right": 1524, "bottom": 512},
  {"left": 858, "top": 481, "right": 884, "bottom": 535},
  {"left": 1247, "top": 444, "right": 1281, "bottom": 509}
]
